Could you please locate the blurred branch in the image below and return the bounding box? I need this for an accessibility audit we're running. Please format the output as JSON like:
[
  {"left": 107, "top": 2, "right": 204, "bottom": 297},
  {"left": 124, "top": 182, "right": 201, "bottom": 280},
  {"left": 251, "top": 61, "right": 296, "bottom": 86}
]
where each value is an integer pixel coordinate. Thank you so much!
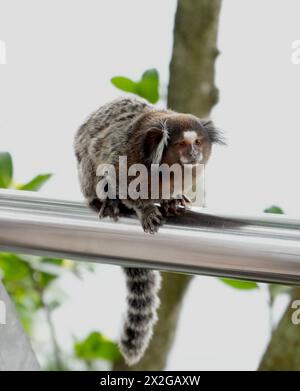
[
  {"left": 258, "top": 287, "right": 300, "bottom": 371},
  {"left": 113, "top": 0, "right": 221, "bottom": 371},
  {"left": 41, "top": 293, "right": 63, "bottom": 371}
]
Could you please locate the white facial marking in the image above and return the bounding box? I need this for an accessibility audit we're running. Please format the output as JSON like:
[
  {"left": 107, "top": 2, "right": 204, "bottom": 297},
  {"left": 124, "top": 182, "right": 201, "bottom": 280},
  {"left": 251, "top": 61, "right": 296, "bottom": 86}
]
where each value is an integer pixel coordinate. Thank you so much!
[{"left": 184, "top": 130, "right": 197, "bottom": 144}]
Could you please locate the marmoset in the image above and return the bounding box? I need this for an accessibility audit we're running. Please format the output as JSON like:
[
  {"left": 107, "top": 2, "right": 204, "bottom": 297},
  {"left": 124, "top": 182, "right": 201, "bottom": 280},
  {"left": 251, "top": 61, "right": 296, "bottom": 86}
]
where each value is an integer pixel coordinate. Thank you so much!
[{"left": 74, "top": 96, "right": 223, "bottom": 365}]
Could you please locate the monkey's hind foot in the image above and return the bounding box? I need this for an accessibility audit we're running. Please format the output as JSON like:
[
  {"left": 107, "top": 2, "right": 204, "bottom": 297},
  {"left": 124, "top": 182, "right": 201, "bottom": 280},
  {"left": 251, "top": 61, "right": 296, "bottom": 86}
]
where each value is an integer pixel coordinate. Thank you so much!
[
  {"left": 99, "top": 199, "right": 120, "bottom": 221},
  {"left": 141, "top": 205, "right": 163, "bottom": 234},
  {"left": 161, "top": 195, "right": 192, "bottom": 217}
]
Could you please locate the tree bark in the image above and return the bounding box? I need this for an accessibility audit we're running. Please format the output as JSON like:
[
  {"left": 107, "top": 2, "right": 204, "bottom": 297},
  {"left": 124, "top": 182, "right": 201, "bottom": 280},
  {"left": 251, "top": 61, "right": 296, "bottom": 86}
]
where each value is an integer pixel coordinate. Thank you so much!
[
  {"left": 168, "top": 0, "right": 221, "bottom": 117},
  {"left": 258, "top": 287, "right": 300, "bottom": 371},
  {"left": 113, "top": 0, "right": 221, "bottom": 371}
]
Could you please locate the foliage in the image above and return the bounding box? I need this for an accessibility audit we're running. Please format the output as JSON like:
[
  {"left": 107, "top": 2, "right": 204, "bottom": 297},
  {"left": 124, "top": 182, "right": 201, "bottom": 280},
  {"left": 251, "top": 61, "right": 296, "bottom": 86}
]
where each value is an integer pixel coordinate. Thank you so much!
[
  {"left": 220, "top": 278, "right": 258, "bottom": 290},
  {"left": 17, "top": 174, "right": 52, "bottom": 191},
  {"left": 111, "top": 68, "right": 159, "bottom": 104},
  {"left": 75, "top": 331, "right": 121, "bottom": 363},
  {"left": 0, "top": 253, "right": 63, "bottom": 332},
  {"left": 0, "top": 151, "right": 52, "bottom": 190},
  {"left": 264, "top": 205, "right": 284, "bottom": 214},
  {"left": 0, "top": 152, "right": 13, "bottom": 188}
]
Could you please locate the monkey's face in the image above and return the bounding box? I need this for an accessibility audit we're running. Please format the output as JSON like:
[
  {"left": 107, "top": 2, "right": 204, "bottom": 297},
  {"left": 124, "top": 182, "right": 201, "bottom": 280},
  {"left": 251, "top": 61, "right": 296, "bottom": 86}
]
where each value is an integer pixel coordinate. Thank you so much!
[
  {"left": 171, "top": 131, "right": 209, "bottom": 165},
  {"left": 162, "top": 115, "right": 212, "bottom": 166}
]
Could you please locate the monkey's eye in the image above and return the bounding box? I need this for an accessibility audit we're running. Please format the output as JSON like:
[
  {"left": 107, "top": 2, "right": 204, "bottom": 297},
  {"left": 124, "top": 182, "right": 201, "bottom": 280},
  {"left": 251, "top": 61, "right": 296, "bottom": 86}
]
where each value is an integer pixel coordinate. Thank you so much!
[
  {"left": 195, "top": 139, "right": 202, "bottom": 145},
  {"left": 177, "top": 141, "right": 186, "bottom": 147}
]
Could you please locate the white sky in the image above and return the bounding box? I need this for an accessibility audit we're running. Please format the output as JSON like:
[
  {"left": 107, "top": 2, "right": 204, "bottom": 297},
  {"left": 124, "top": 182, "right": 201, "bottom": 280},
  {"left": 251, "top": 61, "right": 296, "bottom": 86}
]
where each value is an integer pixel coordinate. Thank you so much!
[{"left": 1, "top": 0, "right": 299, "bottom": 370}]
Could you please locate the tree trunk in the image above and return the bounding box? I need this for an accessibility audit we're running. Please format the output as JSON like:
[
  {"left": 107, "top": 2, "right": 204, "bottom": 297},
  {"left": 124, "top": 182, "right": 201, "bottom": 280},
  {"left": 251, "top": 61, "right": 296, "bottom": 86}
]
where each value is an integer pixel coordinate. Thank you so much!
[
  {"left": 113, "top": 0, "right": 221, "bottom": 371},
  {"left": 258, "top": 287, "right": 300, "bottom": 371},
  {"left": 168, "top": 0, "right": 221, "bottom": 117}
]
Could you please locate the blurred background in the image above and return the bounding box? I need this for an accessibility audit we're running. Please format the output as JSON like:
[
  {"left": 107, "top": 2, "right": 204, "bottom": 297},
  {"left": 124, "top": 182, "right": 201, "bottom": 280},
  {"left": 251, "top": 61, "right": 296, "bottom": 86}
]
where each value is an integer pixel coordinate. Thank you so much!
[{"left": 1, "top": 0, "right": 300, "bottom": 370}]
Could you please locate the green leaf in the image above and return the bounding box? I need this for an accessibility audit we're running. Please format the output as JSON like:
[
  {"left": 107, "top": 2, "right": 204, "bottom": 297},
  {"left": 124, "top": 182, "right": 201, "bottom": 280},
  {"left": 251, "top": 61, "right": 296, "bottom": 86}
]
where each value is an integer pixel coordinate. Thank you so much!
[
  {"left": 0, "top": 152, "right": 13, "bottom": 188},
  {"left": 220, "top": 278, "right": 258, "bottom": 290},
  {"left": 264, "top": 205, "right": 284, "bottom": 214},
  {"left": 0, "top": 253, "right": 31, "bottom": 281},
  {"left": 111, "top": 68, "right": 160, "bottom": 104},
  {"left": 75, "top": 331, "right": 121, "bottom": 362},
  {"left": 40, "top": 257, "right": 64, "bottom": 266},
  {"left": 34, "top": 271, "right": 58, "bottom": 289},
  {"left": 18, "top": 173, "right": 52, "bottom": 191},
  {"left": 110, "top": 76, "right": 137, "bottom": 94},
  {"left": 27, "top": 258, "right": 63, "bottom": 288},
  {"left": 136, "top": 68, "right": 159, "bottom": 103}
]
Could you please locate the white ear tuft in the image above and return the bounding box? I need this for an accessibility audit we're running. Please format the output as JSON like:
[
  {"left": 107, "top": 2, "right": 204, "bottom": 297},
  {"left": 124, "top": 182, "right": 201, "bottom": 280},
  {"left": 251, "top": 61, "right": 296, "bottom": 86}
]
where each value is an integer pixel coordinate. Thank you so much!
[{"left": 151, "top": 119, "right": 169, "bottom": 164}]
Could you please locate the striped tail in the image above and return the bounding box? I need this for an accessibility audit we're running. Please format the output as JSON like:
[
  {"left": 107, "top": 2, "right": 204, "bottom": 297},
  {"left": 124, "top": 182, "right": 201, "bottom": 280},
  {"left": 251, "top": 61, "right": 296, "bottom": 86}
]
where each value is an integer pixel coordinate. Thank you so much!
[{"left": 119, "top": 268, "right": 161, "bottom": 366}]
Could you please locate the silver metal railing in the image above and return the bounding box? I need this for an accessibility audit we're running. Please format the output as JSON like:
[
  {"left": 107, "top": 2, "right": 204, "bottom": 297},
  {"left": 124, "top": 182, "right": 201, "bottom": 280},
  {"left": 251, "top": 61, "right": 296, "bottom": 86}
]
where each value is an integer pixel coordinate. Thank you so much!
[{"left": 0, "top": 189, "right": 300, "bottom": 285}]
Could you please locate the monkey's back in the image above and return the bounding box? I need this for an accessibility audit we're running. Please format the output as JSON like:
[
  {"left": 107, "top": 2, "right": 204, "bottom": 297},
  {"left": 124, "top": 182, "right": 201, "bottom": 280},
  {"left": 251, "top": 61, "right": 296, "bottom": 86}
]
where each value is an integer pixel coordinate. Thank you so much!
[
  {"left": 74, "top": 96, "right": 151, "bottom": 202},
  {"left": 74, "top": 96, "right": 151, "bottom": 165}
]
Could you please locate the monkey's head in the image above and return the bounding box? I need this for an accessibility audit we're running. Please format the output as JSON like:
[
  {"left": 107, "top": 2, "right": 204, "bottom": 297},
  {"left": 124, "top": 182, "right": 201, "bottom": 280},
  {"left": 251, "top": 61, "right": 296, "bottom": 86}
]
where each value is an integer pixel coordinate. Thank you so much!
[{"left": 143, "top": 112, "right": 224, "bottom": 166}]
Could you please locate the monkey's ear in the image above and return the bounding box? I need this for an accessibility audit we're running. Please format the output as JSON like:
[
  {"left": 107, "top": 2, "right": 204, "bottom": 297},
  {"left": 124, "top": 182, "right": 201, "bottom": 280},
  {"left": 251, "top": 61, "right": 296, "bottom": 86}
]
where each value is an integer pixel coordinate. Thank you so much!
[
  {"left": 143, "top": 127, "right": 169, "bottom": 164},
  {"left": 201, "top": 119, "right": 226, "bottom": 145}
]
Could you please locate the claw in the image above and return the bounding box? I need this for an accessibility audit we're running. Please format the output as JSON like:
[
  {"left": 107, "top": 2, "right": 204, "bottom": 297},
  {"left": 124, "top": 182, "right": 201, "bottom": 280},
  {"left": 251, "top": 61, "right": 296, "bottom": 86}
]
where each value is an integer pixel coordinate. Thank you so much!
[{"left": 180, "top": 194, "right": 192, "bottom": 208}]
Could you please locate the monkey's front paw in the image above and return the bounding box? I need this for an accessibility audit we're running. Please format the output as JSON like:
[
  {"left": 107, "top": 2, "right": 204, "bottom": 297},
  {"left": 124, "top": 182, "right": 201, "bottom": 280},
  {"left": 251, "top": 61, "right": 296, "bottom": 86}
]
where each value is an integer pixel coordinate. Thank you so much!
[
  {"left": 99, "top": 199, "right": 120, "bottom": 221},
  {"left": 161, "top": 195, "right": 192, "bottom": 217},
  {"left": 141, "top": 206, "right": 163, "bottom": 234}
]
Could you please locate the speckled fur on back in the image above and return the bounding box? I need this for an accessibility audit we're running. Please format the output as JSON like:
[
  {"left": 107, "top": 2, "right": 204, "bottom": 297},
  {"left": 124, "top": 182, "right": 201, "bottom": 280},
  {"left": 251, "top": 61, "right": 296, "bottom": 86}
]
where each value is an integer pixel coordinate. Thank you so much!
[{"left": 74, "top": 96, "right": 152, "bottom": 204}]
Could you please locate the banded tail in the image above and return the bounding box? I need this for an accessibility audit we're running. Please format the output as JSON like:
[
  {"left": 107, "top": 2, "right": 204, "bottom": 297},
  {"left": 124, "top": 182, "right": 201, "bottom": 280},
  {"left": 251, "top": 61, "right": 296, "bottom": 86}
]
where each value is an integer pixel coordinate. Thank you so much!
[{"left": 120, "top": 268, "right": 161, "bottom": 365}]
